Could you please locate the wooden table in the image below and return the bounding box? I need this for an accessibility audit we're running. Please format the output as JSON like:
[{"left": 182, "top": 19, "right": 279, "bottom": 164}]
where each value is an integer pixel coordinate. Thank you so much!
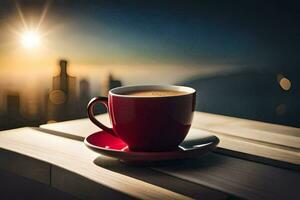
[{"left": 0, "top": 112, "right": 299, "bottom": 199}]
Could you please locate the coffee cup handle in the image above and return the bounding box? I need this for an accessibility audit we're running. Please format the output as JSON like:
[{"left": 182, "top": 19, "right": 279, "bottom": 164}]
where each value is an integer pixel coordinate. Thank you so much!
[{"left": 87, "top": 97, "right": 117, "bottom": 136}]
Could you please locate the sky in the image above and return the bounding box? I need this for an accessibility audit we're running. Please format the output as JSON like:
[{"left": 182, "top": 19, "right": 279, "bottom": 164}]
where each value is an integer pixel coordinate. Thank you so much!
[{"left": 0, "top": 0, "right": 299, "bottom": 89}]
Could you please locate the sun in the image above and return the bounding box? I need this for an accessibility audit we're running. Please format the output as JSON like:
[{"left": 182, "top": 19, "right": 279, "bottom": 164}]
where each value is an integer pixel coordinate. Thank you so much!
[{"left": 21, "top": 30, "right": 41, "bottom": 48}]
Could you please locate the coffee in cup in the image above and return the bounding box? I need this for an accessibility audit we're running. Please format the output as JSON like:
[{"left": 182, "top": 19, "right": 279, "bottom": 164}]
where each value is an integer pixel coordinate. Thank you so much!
[{"left": 122, "top": 90, "right": 188, "bottom": 97}]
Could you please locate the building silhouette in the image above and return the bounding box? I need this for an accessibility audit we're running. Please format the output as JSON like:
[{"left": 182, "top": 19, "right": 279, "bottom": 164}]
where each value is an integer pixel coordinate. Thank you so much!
[
  {"left": 52, "top": 60, "right": 76, "bottom": 95},
  {"left": 0, "top": 92, "right": 26, "bottom": 130},
  {"left": 102, "top": 73, "right": 123, "bottom": 96},
  {"left": 47, "top": 59, "right": 77, "bottom": 122},
  {"left": 6, "top": 93, "right": 20, "bottom": 116},
  {"left": 108, "top": 73, "right": 122, "bottom": 90},
  {"left": 78, "top": 79, "right": 91, "bottom": 117}
]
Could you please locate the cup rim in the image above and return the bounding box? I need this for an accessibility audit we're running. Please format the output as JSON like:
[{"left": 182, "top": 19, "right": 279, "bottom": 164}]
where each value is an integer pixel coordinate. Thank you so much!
[{"left": 109, "top": 85, "right": 195, "bottom": 98}]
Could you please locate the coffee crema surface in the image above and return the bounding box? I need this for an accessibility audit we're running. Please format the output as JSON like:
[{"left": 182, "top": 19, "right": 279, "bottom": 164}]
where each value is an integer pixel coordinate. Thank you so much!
[{"left": 122, "top": 90, "right": 188, "bottom": 97}]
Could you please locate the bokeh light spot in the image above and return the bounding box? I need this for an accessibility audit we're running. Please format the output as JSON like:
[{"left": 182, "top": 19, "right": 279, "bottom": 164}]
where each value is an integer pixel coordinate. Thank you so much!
[
  {"left": 277, "top": 74, "right": 291, "bottom": 91},
  {"left": 276, "top": 104, "right": 287, "bottom": 115},
  {"left": 49, "top": 90, "right": 67, "bottom": 105}
]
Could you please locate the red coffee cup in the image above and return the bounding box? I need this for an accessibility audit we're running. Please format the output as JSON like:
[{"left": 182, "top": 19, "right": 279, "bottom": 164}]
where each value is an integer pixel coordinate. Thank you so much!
[{"left": 87, "top": 85, "right": 196, "bottom": 152}]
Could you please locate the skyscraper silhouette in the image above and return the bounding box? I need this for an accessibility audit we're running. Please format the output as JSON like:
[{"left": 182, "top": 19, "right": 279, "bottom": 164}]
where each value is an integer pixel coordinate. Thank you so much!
[
  {"left": 78, "top": 79, "right": 91, "bottom": 117},
  {"left": 108, "top": 73, "right": 122, "bottom": 90},
  {"left": 102, "top": 73, "right": 122, "bottom": 96},
  {"left": 6, "top": 93, "right": 20, "bottom": 117},
  {"left": 47, "top": 59, "right": 77, "bottom": 122},
  {"left": 0, "top": 92, "right": 28, "bottom": 130},
  {"left": 52, "top": 60, "right": 76, "bottom": 94}
]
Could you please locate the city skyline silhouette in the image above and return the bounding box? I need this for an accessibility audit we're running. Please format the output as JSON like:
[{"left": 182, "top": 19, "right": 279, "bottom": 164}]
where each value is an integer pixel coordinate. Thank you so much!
[{"left": 0, "top": 59, "right": 122, "bottom": 131}]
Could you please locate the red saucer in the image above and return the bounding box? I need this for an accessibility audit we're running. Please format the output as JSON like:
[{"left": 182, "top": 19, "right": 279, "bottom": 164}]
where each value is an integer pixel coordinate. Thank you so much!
[{"left": 84, "top": 130, "right": 219, "bottom": 163}]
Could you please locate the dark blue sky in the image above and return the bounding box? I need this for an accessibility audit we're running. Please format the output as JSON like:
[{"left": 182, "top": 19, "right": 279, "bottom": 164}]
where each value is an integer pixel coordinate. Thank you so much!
[
  {"left": 58, "top": 0, "right": 300, "bottom": 67},
  {"left": 1, "top": 0, "right": 299, "bottom": 70}
]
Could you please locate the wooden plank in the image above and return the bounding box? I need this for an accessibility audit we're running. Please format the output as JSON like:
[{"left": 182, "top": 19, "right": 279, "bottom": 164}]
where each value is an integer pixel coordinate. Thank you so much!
[
  {"left": 52, "top": 166, "right": 135, "bottom": 200},
  {"left": 0, "top": 169, "right": 77, "bottom": 200},
  {"left": 0, "top": 149, "right": 133, "bottom": 199},
  {"left": 154, "top": 153, "right": 300, "bottom": 200},
  {"left": 192, "top": 112, "right": 237, "bottom": 128},
  {"left": 209, "top": 130, "right": 300, "bottom": 167},
  {"left": 40, "top": 113, "right": 300, "bottom": 167},
  {"left": 204, "top": 124, "right": 300, "bottom": 149},
  {"left": 0, "top": 127, "right": 193, "bottom": 200},
  {"left": 192, "top": 112, "right": 300, "bottom": 148},
  {"left": 193, "top": 112, "right": 300, "bottom": 137},
  {"left": 229, "top": 117, "right": 300, "bottom": 138},
  {"left": 0, "top": 149, "right": 50, "bottom": 184},
  {"left": 93, "top": 156, "right": 230, "bottom": 200}
]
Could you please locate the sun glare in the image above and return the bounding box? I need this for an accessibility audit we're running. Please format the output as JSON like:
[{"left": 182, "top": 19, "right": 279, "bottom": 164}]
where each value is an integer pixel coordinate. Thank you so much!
[{"left": 21, "top": 30, "right": 41, "bottom": 48}]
